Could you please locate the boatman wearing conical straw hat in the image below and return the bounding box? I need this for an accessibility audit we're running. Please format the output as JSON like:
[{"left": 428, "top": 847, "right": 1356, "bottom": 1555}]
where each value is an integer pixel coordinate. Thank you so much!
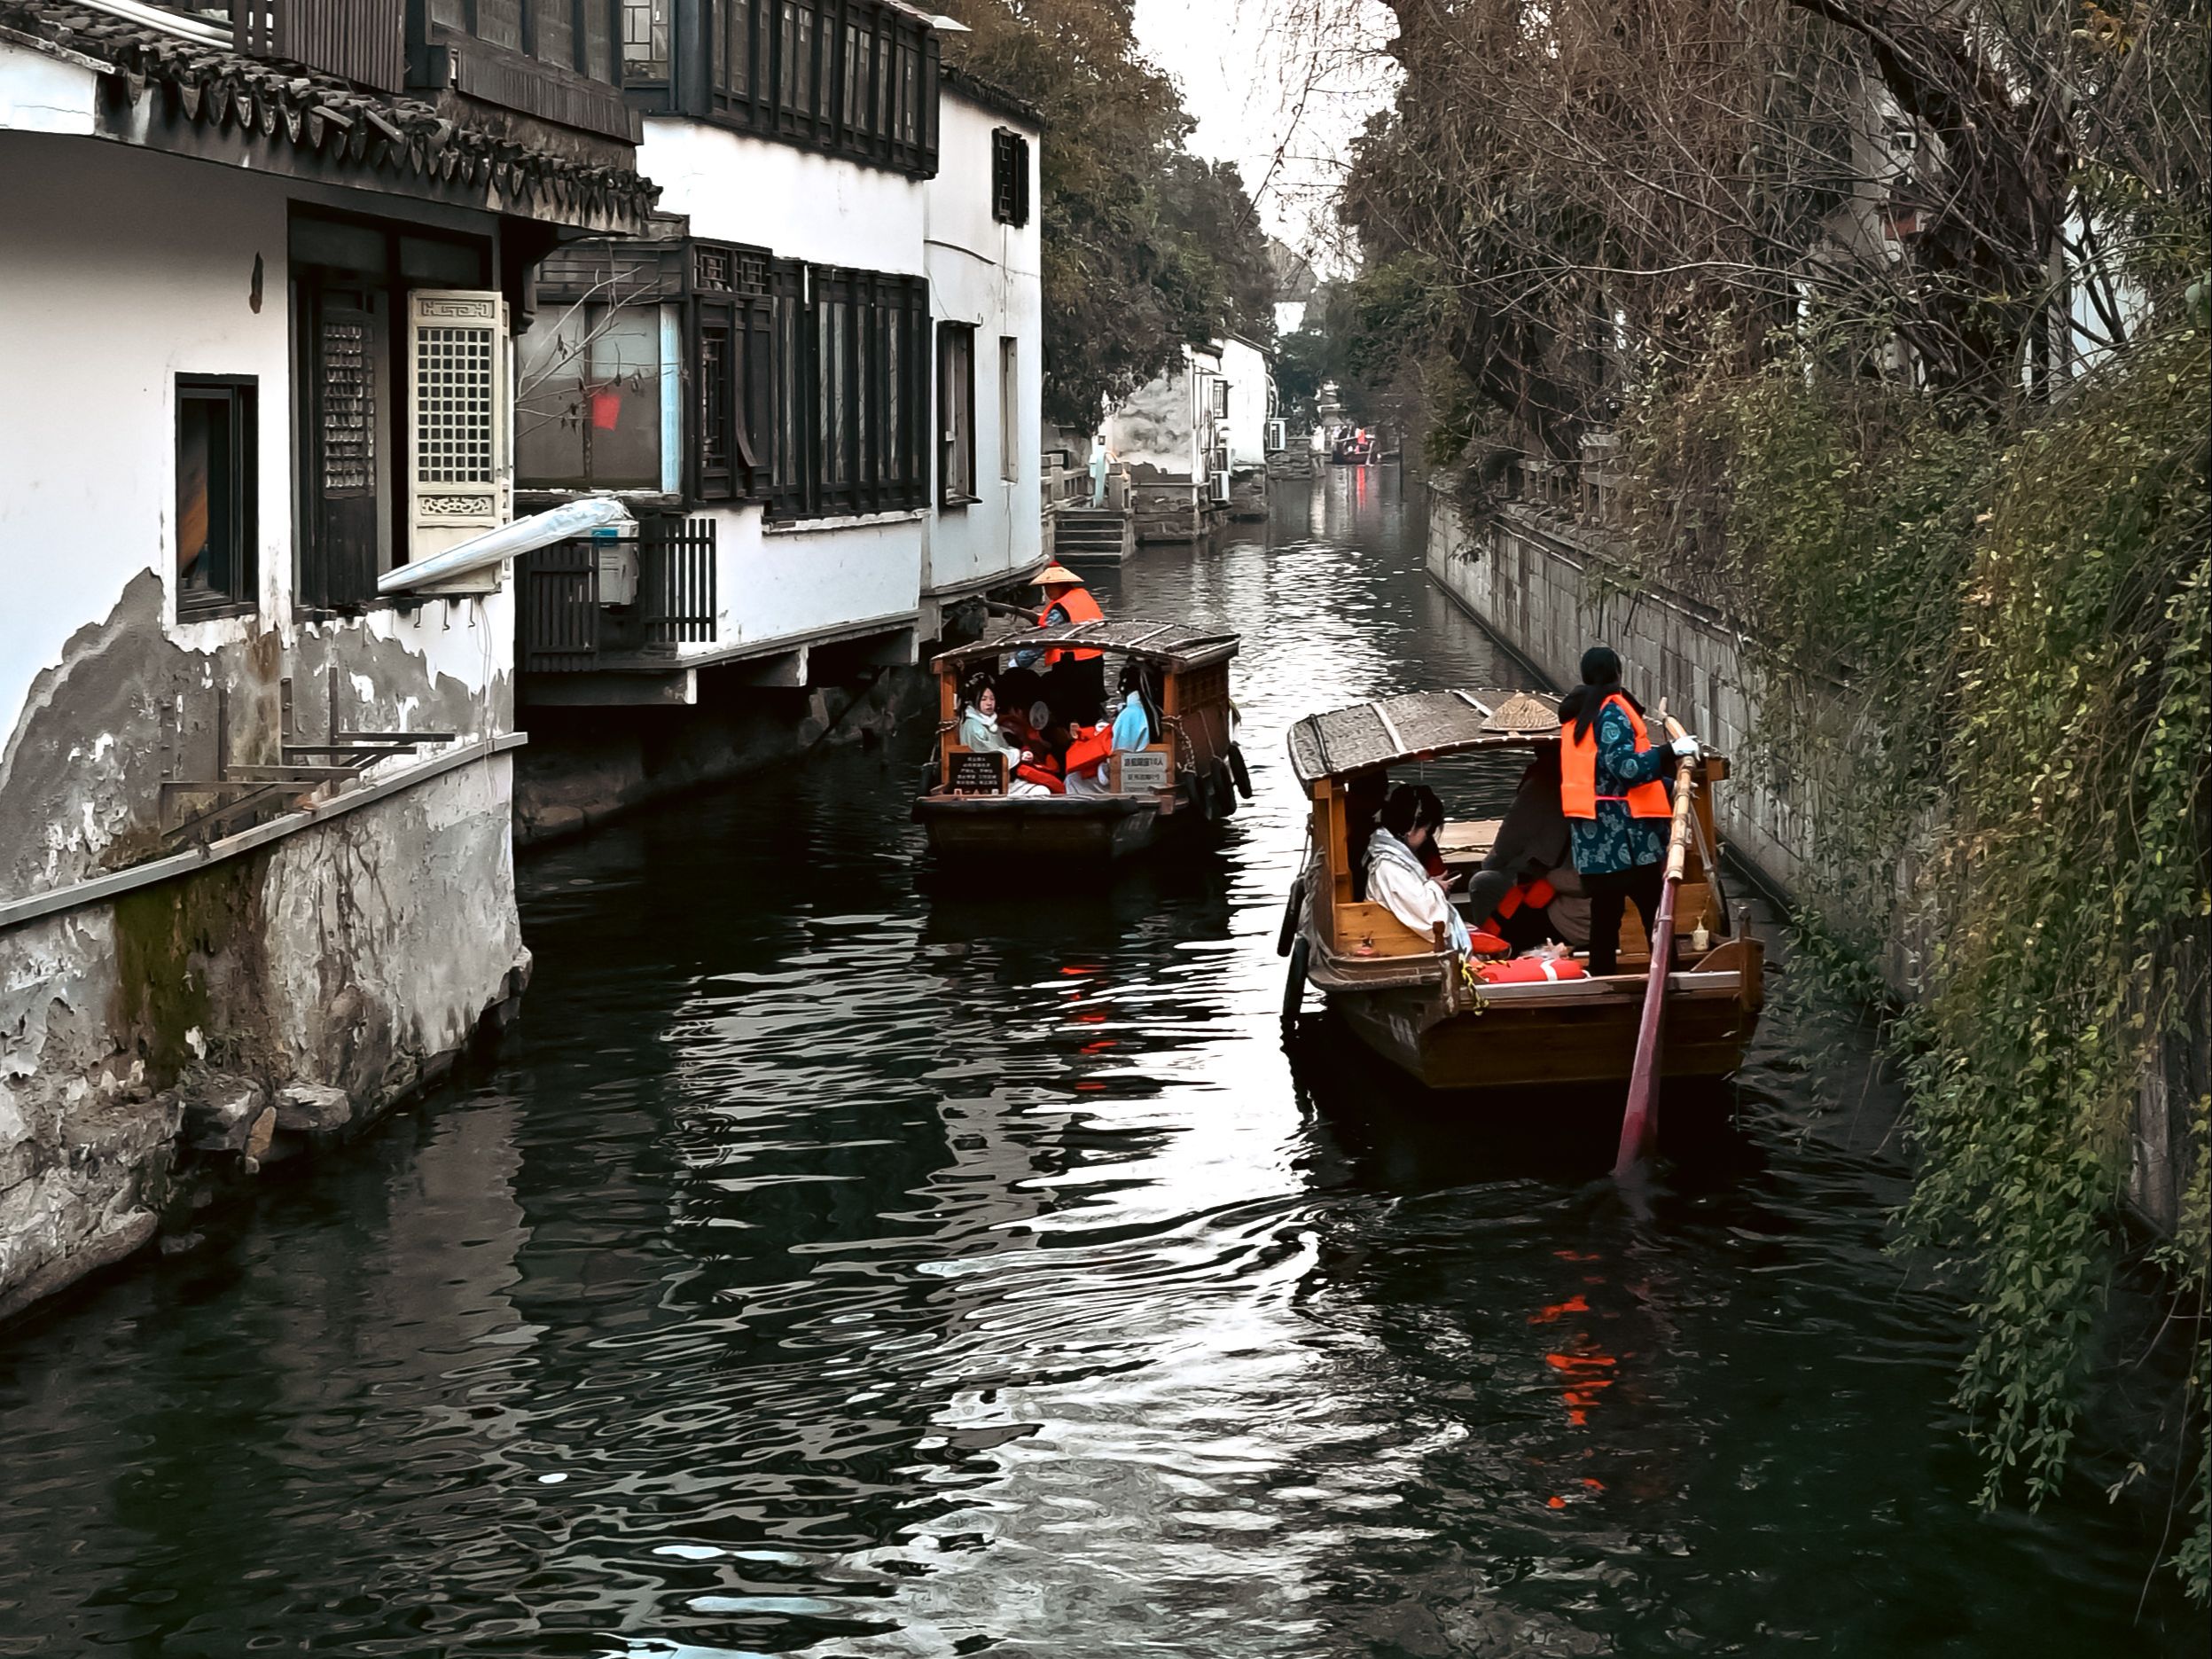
[{"left": 1026, "top": 563, "right": 1106, "bottom": 724}]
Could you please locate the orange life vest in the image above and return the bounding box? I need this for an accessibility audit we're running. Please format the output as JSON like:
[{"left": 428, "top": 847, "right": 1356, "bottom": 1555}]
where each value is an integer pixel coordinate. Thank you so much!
[
  {"left": 1466, "top": 929, "right": 1512, "bottom": 958},
  {"left": 1559, "top": 693, "right": 1672, "bottom": 820},
  {"left": 1038, "top": 586, "right": 1105, "bottom": 662},
  {"left": 1062, "top": 724, "right": 1114, "bottom": 779},
  {"left": 1013, "top": 763, "right": 1066, "bottom": 794},
  {"left": 1493, "top": 876, "right": 1558, "bottom": 919}
]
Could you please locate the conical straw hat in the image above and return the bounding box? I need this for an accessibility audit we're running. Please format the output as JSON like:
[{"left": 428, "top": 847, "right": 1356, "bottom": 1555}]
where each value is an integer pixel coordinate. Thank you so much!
[{"left": 1481, "top": 691, "right": 1559, "bottom": 733}]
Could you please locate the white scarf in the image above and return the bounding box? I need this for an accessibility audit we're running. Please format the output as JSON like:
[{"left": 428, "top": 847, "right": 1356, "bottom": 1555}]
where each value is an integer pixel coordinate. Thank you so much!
[
  {"left": 1368, "top": 828, "right": 1472, "bottom": 953},
  {"left": 1367, "top": 827, "right": 1429, "bottom": 880}
]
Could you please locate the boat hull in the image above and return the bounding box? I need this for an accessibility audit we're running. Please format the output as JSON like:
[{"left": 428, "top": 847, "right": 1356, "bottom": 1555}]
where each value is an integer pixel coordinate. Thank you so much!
[
  {"left": 914, "top": 794, "right": 1169, "bottom": 862},
  {"left": 1327, "top": 975, "right": 1759, "bottom": 1092}
]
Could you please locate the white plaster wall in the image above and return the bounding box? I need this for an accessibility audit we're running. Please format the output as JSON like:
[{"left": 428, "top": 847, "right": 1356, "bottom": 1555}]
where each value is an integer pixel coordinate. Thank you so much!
[
  {"left": 1219, "top": 337, "right": 1273, "bottom": 470},
  {"left": 924, "top": 93, "right": 1043, "bottom": 596},
  {"left": 642, "top": 105, "right": 1042, "bottom": 630},
  {"left": 674, "top": 505, "right": 923, "bottom": 653},
  {"left": 638, "top": 118, "right": 929, "bottom": 274},
  {"left": 0, "top": 138, "right": 514, "bottom": 742},
  {"left": 0, "top": 137, "right": 290, "bottom": 744},
  {"left": 0, "top": 35, "right": 98, "bottom": 136}
]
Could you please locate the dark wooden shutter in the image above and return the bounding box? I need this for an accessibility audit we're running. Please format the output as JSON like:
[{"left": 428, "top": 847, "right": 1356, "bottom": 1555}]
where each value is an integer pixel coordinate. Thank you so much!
[
  {"left": 741, "top": 291, "right": 773, "bottom": 497},
  {"left": 307, "top": 296, "right": 380, "bottom": 610},
  {"left": 697, "top": 301, "right": 738, "bottom": 500},
  {"left": 770, "top": 257, "right": 812, "bottom": 519}
]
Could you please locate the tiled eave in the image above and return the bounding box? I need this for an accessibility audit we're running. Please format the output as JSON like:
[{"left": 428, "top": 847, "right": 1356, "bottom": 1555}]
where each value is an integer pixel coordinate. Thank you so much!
[{"left": 0, "top": 1, "right": 658, "bottom": 234}]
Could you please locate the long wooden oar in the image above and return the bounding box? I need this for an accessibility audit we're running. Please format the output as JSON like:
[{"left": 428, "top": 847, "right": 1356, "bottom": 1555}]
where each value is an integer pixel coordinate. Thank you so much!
[{"left": 1614, "top": 715, "right": 1697, "bottom": 1179}]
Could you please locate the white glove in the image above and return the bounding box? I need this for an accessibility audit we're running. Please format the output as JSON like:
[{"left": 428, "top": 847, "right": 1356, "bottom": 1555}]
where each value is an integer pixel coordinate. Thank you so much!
[{"left": 1670, "top": 734, "right": 1700, "bottom": 759}]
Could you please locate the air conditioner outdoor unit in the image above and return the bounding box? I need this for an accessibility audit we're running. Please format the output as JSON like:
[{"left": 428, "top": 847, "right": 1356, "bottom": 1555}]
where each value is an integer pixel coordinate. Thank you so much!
[
  {"left": 1211, "top": 470, "right": 1231, "bottom": 504},
  {"left": 591, "top": 519, "right": 640, "bottom": 607}
]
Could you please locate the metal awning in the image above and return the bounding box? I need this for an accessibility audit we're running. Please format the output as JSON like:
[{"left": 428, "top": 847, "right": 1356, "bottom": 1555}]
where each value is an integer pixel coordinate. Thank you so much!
[
  {"left": 931, "top": 619, "right": 1240, "bottom": 673},
  {"left": 1286, "top": 689, "right": 1558, "bottom": 784}
]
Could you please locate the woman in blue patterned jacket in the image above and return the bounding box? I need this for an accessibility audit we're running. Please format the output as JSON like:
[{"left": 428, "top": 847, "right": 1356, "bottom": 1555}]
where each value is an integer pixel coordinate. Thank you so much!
[{"left": 1558, "top": 646, "right": 1700, "bottom": 976}]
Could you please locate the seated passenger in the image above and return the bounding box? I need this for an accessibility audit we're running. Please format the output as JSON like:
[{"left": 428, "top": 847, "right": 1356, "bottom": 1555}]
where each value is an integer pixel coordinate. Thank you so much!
[
  {"left": 1113, "top": 661, "right": 1159, "bottom": 754},
  {"left": 1008, "top": 700, "right": 1067, "bottom": 794},
  {"left": 996, "top": 666, "right": 1046, "bottom": 731},
  {"left": 957, "top": 673, "right": 1016, "bottom": 756},
  {"left": 1460, "top": 749, "right": 1586, "bottom": 948},
  {"left": 957, "top": 673, "right": 1051, "bottom": 797},
  {"left": 1366, "top": 784, "right": 1470, "bottom": 953},
  {"left": 1466, "top": 863, "right": 1585, "bottom": 951}
]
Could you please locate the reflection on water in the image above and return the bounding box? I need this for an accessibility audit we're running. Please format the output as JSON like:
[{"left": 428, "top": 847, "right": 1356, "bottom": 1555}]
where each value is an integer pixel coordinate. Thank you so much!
[{"left": 0, "top": 472, "right": 2194, "bottom": 1656}]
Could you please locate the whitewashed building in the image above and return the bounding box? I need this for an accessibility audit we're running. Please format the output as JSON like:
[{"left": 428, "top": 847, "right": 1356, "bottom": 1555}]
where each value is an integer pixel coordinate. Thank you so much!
[
  {"left": 0, "top": 0, "right": 656, "bottom": 1319},
  {"left": 509, "top": 4, "right": 1044, "bottom": 708},
  {"left": 1102, "top": 333, "right": 1276, "bottom": 538}
]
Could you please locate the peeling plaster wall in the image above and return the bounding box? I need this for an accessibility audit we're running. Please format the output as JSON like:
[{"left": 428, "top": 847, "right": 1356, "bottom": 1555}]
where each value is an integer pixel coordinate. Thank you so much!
[
  {"left": 0, "top": 760, "right": 525, "bottom": 1321},
  {"left": 0, "top": 139, "right": 289, "bottom": 759},
  {"left": 0, "top": 137, "right": 526, "bottom": 1321},
  {"left": 1106, "top": 354, "right": 1208, "bottom": 481}
]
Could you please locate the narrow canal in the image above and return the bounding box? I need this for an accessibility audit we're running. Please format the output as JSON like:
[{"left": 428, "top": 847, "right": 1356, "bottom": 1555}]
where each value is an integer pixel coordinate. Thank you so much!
[{"left": 0, "top": 472, "right": 2194, "bottom": 1656}]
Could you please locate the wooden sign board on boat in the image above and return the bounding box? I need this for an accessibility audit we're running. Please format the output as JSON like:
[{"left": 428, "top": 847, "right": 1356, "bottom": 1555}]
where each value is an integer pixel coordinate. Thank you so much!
[
  {"left": 1116, "top": 750, "right": 1169, "bottom": 794},
  {"left": 948, "top": 751, "right": 1006, "bottom": 795}
]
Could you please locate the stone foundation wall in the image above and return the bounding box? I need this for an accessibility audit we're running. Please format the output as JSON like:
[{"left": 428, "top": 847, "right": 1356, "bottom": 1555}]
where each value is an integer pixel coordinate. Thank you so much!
[
  {"left": 514, "top": 667, "right": 929, "bottom": 847},
  {"left": 0, "top": 757, "right": 527, "bottom": 1323}
]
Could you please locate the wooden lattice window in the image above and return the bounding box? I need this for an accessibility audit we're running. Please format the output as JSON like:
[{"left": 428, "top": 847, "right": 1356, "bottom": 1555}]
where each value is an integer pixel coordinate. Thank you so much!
[
  {"left": 407, "top": 290, "right": 509, "bottom": 564},
  {"left": 691, "top": 239, "right": 775, "bottom": 502},
  {"left": 319, "top": 317, "right": 375, "bottom": 492}
]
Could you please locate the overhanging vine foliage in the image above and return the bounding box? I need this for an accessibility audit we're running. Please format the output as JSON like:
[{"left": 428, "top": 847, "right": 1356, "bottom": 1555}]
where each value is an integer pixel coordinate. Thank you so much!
[
  {"left": 1623, "top": 320, "right": 2210, "bottom": 1599},
  {"left": 1900, "top": 322, "right": 2208, "bottom": 1566}
]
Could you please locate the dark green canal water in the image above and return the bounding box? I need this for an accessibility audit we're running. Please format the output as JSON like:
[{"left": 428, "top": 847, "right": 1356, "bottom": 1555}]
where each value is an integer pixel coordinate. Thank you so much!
[{"left": 1, "top": 471, "right": 2197, "bottom": 1655}]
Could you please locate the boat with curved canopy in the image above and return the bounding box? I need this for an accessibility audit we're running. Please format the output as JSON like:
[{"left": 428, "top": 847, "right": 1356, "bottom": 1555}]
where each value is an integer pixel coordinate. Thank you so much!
[
  {"left": 914, "top": 618, "right": 1247, "bottom": 862},
  {"left": 1279, "top": 687, "right": 1764, "bottom": 1091}
]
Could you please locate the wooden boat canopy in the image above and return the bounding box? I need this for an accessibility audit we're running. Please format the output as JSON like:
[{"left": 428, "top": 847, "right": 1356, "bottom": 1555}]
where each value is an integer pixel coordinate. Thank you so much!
[
  {"left": 1286, "top": 689, "right": 1559, "bottom": 786},
  {"left": 931, "top": 619, "right": 1241, "bottom": 674}
]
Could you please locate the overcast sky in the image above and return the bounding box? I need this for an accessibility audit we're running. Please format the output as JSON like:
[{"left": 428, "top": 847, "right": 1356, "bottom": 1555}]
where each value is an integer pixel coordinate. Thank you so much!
[{"left": 1127, "top": 0, "right": 1396, "bottom": 271}]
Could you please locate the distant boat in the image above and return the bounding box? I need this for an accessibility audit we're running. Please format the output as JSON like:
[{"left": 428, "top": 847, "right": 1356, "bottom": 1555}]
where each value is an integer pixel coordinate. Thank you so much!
[
  {"left": 1328, "top": 426, "right": 1376, "bottom": 466},
  {"left": 914, "top": 620, "right": 1251, "bottom": 863},
  {"left": 1277, "top": 688, "right": 1764, "bottom": 1091}
]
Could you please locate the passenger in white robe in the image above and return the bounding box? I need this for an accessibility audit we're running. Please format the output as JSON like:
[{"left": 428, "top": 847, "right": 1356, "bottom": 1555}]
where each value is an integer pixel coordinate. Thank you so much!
[{"left": 1365, "top": 786, "right": 1470, "bottom": 953}]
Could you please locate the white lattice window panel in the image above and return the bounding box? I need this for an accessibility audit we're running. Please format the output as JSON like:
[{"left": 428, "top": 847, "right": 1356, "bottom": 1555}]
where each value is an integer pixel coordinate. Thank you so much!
[
  {"left": 407, "top": 289, "right": 509, "bottom": 567},
  {"left": 416, "top": 328, "right": 495, "bottom": 482}
]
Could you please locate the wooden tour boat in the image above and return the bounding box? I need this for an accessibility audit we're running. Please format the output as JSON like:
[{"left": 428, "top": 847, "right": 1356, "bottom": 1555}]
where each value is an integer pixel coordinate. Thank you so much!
[
  {"left": 1279, "top": 689, "right": 1764, "bottom": 1092},
  {"left": 914, "top": 619, "right": 1247, "bottom": 862}
]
